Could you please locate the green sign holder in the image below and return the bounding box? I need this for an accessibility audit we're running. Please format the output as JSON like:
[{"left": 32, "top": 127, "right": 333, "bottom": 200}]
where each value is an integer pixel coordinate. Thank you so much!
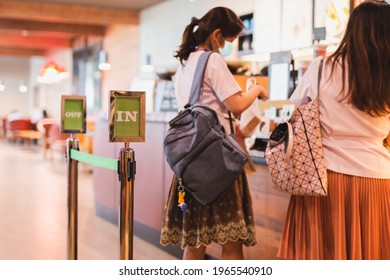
[
  {"left": 61, "top": 95, "right": 86, "bottom": 134},
  {"left": 109, "top": 90, "right": 145, "bottom": 143}
]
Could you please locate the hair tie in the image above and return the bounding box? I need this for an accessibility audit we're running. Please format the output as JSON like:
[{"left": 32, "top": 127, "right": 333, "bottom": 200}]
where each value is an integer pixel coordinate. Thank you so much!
[
  {"left": 189, "top": 44, "right": 196, "bottom": 51},
  {"left": 191, "top": 17, "right": 200, "bottom": 33},
  {"left": 191, "top": 17, "right": 199, "bottom": 25}
]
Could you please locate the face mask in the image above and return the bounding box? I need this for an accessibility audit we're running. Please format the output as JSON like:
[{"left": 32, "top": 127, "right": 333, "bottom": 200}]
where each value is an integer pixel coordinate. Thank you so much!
[{"left": 219, "top": 40, "right": 233, "bottom": 57}]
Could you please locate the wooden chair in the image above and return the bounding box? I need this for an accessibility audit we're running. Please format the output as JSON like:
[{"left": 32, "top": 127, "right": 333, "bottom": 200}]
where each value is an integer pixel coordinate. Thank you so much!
[
  {"left": 46, "top": 123, "right": 70, "bottom": 160},
  {"left": 36, "top": 118, "right": 66, "bottom": 159}
]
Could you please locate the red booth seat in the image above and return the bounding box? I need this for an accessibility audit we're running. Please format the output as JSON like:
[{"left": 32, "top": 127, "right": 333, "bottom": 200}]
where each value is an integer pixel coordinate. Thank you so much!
[{"left": 6, "top": 119, "right": 32, "bottom": 142}]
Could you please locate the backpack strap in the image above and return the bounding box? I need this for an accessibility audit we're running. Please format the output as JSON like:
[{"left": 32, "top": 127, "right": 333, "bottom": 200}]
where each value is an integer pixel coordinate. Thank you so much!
[
  {"left": 228, "top": 111, "right": 235, "bottom": 135},
  {"left": 186, "top": 51, "right": 235, "bottom": 134},
  {"left": 185, "top": 51, "right": 214, "bottom": 107}
]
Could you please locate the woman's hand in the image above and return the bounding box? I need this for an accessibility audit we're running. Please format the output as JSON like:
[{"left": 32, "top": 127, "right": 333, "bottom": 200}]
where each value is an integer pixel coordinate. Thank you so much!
[
  {"left": 255, "top": 84, "right": 269, "bottom": 101},
  {"left": 224, "top": 84, "right": 269, "bottom": 115}
]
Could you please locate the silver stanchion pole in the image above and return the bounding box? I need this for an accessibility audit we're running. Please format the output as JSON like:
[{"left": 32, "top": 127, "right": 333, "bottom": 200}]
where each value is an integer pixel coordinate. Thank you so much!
[
  {"left": 118, "top": 142, "right": 136, "bottom": 260},
  {"left": 66, "top": 135, "right": 79, "bottom": 260}
]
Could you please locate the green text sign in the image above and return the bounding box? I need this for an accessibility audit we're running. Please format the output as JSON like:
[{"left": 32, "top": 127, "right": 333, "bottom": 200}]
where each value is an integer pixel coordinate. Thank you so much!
[
  {"left": 109, "top": 91, "right": 145, "bottom": 142},
  {"left": 61, "top": 95, "right": 86, "bottom": 133}
]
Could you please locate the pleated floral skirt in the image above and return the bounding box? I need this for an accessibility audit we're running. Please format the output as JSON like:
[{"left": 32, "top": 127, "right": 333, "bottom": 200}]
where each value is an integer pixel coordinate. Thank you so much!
[
  {"left": 160, "top": 173, "right": 257, "bottom": 249},
  {"left": 278, "top": 170, "right": 390, "bottom": 260}
]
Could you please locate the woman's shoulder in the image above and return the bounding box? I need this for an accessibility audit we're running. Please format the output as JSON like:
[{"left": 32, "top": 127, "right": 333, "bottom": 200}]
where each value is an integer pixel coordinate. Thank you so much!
[
  {"left": 206, "top": 52, "right": 229, "bottom": 73},
  {"left": 186, "top": 51, "right": 224, "bottom": 64},
  {"left": 306, "top": 56, "right": 325, "bottom": 74},
  {"left": 209, "top": 51, "right": 224, "bottom": 62}
]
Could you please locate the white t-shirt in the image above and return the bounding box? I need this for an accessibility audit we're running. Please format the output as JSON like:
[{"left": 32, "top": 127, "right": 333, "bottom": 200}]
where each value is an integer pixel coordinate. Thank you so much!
[
  {"left": 290, "top": 57, "right": 390, "bottom": 179},
  {"left": 172, "top": 51, "right": 241, "bottom": 133}
]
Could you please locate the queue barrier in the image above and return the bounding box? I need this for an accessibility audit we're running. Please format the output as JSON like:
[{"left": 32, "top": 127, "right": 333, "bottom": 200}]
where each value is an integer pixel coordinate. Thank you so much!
[
  {"left": 70, "top": 149, "right": 118, "bottom": 171},
  {"left": 66, "top": 138, "right": 136, "bottom": 260}
]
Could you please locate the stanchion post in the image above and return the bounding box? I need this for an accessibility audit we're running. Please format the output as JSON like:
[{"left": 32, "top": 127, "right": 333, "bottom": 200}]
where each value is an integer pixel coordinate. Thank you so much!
[
  {"left": 61, "top": 95, "right": 85, "bottom": 260},
  {"left": 118, "top": 142, "right": 136, "bottom": 260},
  {"left": 110, "top": 90, "right": 144, "bottom": 260},
  {"left": 66, "top": 135, "right": 79, "bottom": 260}
]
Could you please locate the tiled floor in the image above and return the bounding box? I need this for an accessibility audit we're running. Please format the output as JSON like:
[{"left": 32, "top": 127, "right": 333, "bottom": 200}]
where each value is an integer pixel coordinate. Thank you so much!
[{"left": 0, "top": 140, "right": 177, "bottom": 260}]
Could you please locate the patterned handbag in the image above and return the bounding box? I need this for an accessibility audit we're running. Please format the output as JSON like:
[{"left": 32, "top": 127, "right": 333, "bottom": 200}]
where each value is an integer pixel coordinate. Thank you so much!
[{"left": 265, "top": 59, "right": 327, "bottom": 196}]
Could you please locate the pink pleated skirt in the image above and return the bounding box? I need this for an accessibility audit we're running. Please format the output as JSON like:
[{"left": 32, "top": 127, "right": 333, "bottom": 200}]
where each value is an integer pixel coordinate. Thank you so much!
[{"left": 278, "top": 170, "right": 390, "bottom": 260}]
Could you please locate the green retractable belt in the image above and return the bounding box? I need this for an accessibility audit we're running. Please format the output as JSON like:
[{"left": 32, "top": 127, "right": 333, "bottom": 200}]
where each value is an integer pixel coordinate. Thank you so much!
[{"left": 70, "top": 149, "right": 118, "bottom": 171}]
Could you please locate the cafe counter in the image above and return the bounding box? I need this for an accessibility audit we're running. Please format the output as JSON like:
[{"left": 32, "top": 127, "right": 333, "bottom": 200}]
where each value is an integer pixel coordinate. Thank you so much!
[{"left": 92, "top": 113, "right": 290, "bottom": 260}]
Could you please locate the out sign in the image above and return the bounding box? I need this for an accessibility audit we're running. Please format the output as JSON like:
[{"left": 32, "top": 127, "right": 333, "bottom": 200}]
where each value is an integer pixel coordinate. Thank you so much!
[
  {"left": 61, "top": 95, "right": 86, "bottom": 134},
  {"left": 65, "top": 112, "right": 83, "bottom": 118}
]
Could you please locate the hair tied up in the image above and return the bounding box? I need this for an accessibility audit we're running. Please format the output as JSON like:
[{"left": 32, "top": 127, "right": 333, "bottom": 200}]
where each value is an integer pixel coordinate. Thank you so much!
[
  {"left": 191, "top": 17, "right": 199, "bottom": 25},
  {"left": 191, "top": 17, "right": 199, "bottom": 32}
]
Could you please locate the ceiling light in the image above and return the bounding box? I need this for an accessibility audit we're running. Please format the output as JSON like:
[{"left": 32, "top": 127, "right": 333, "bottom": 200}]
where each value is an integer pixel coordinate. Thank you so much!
[
  {"left": 37, "top": 61, "right": 69, "bottom": 84},
  {"left": 98, "top": 50, "right": 111, "bottom": 71},
  {"left": 142, "top": 65, "right": 154, "bottom": 72},
  {"left": 19, "top": 80, "right": 28, "bottom": 93},
  {"left": 0, "top": 79, "right": 5, "bottom": 92},
  {"left": 141, "top": 54, "right": 154, "bottom": 73}
]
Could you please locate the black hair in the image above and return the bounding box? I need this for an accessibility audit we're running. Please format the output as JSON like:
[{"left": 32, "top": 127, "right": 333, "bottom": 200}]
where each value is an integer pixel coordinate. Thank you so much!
[
  {"left": 327, "top": 0, "right": 390, "bottom": 116},
  {"left": 174, "top": 7, "right": 244, "bottom": 65}
]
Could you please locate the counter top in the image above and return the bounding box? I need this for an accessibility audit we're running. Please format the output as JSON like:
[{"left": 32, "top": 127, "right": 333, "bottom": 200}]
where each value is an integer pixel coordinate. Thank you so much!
[{"left": 146, "top": 112, "right": 178, "bottom": 123}]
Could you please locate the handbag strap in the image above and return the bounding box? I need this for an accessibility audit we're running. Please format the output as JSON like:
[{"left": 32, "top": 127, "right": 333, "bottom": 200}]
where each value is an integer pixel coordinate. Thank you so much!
[
  {"left": 186, "top": 51, "right": 214, "bottom": 107},
  {"left": 317, "top": 59, "right": 324, "bottom": 99}
]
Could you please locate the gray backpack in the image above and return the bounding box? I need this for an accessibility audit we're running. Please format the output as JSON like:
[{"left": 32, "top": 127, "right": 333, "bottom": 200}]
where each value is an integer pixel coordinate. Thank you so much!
[{"left": 163, "top": 51, "right": 247, "bottom": 206}]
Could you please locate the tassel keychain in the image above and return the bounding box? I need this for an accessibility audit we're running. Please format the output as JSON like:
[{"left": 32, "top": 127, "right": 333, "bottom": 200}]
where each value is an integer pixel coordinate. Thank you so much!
[{"left": 177, "top": 178, "right": 188, "bottom": 211}]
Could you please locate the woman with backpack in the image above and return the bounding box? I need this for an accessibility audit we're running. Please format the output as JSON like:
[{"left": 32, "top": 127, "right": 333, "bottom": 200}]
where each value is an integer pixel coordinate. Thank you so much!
[{"left": 160, "top": 6, "right": 268, "bottom": 260}]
